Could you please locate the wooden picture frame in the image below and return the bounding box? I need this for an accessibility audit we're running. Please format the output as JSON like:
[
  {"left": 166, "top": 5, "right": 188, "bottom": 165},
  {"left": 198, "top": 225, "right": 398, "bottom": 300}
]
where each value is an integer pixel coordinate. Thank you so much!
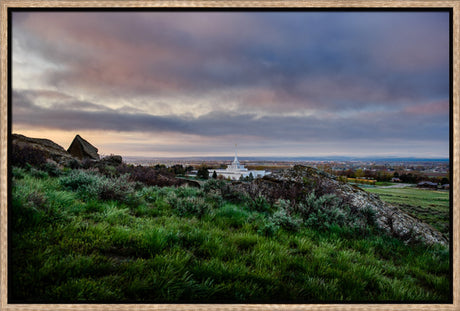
[{"left": 1, "top": 1, "right": 458, "bottom": 310}]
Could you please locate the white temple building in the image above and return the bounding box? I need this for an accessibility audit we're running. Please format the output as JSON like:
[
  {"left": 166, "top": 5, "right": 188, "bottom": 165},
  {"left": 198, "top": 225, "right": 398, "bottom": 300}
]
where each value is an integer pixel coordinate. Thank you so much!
[{"left": 213, "top": 146, "right": 269, "bottom": 180}]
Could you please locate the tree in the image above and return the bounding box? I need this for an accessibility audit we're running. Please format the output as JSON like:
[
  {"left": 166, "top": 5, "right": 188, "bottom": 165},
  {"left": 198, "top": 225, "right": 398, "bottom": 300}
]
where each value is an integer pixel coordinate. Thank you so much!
[
  {"left": 196, "top": 166, "right": 209, "bottom": 180},
  {"left": 154, "top": 164, "right": 166, "bottom": 170},
  {"left": 212, "top": 170, "right": 217, "bottom": 179},
  {"left": 248, "top": 172, "right": 254, "bottom": 182},
  {"left": 170, "top": 164, "right": 185, "bottom": 176},
  {"left": 355, "top": 169, "right": 364, "bottom": 178}
]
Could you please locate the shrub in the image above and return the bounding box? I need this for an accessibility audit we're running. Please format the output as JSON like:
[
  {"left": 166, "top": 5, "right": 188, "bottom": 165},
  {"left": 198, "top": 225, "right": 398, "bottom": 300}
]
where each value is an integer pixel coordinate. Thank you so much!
[
  {"left": 81, "top": 158, "right": 94, "bottom": 169},
  {"left": 98, "top": 165, "right": 117, "bottom": 178},
  {"left": 203, "top": 179, "right": 226, "bottom": 194},
  {"left": 297, "top": 192, "right": 369, "bottom": 231},
  {"left": 60, "top": 170, "right": 99, "bottom": 191},
  {"left": 43, "top": 162, "right": 61, "bottom": 177},
  {"left": 60, "top": 170, "right": 137, "bottom": 205},
  {"left": 175, "top": 186, "right": 204, "bottom": 199},
  {"left": 96, "top": 177, "right": 130, "bottom": 202},
  {"left": 298, "top": 192, "right": 338, "bottom": 220},
  {"left": 139, "top": 187, "right": 160, "bottom": 203},
  {"left": 89, "top": 174, "right": 137, "bottom": 206},
  {"left": 121, "top": 165, "right": 179, "bottom": 187},
  {"left": 203, "top": 179, "right": 241, "bottom": 204},
  {"left": 179, "top": 197, "right": 210, "bottom": 218},
  {"left": 204, "top": 192, "right": 223, "bottom": 209},
  {"left": 63, "top": 158, "right": 81, "bottom": 169},
  {"left": 167, "top": 192, "right": 210, "bottom": 218},
  {"left": 257, "top": 221, "right": 278, "bottom": 237},
  {"left": 29, "top": 168, "right": 48, "bottom": 179},
  {"left": 271, "top": 209, "right": 302, "bottom": 232},
  {"left": 358, "top": 206, "right": 377, "bottom": 227},
  {"left": 248, "top": 195, "right": 270, "bottom": 213},
  {"left": 12, "top": 167, "right": 26, "bottom": 180},
  {"left": 303, "top": 204, "right": 348, "bottom": 230},
  {"left": 11, "top": 144, "right": 48, "bottom": 168}
]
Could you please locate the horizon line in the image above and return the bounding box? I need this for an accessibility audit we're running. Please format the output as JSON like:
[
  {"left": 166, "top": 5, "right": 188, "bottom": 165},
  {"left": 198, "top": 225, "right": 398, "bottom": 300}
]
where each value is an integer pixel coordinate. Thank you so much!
[{"left": 121, "top": 155, "right": 450, "bottom": 161}]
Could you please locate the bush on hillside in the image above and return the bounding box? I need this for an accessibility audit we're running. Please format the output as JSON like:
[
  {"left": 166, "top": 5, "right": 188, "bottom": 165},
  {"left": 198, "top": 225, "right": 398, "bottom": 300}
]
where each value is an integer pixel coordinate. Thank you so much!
[
  {"left": 29, "top": 167, "right": 48, "bottom": 179},
  {"left": 11, "top": 144, "right": 48, "bottom": 168},
  {"left": 248, "top": 195, "right": 271, "bottom": 213},
  {"left": 62, "top": 158, "right": 81, "bottom": 169},
  {"left": 117, "top": 165, "right": 179, "bottom": 187},
  {"left": 298, "top": 192, "right": 340, "bottom": 220},
  {"left": 60, "top": 169, "right": 99, "bottom": 191},
  {"left": 166, "top": 191, "right": 210, "bottom": 218},
  {"left": 60, "top": 170, "right": 138, "bottom": 205},
  {"left": 43, "top": 162, "right": 62, "bottom": 177},
  {"left": 271, "top": 208, "right": 302, "bottom": 232},
  {"left": 203, "top": 179, "right": 244, "bottom": 204}
]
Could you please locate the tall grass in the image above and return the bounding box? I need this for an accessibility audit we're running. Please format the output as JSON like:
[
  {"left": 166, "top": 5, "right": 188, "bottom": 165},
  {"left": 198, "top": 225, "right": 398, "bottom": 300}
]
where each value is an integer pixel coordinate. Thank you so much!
[{"left": 10, "top": 167, "right": 450, "bottom": 303}]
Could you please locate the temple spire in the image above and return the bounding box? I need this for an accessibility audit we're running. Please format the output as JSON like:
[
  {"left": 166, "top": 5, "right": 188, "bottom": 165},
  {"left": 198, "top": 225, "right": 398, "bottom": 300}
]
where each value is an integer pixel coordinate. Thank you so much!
[{"left": 234, "top": 144, "right": 238, "bottom": 162}]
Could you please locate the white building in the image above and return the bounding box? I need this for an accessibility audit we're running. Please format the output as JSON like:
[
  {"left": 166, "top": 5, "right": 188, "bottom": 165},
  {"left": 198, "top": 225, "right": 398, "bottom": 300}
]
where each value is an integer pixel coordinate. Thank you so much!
[{"left": 213, "top": 147, "right": 269, "bottom": 180}]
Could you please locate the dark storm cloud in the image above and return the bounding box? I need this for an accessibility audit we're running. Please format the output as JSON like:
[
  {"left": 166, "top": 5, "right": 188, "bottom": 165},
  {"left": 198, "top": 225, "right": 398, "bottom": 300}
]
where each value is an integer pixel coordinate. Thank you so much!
[
  {"left": 13, "top": 11, "right": 449, "bottom": 113},
  {"left": 13, "top": 90, "right": 448, "bottom": 142},
  {"left": 12, "top": 11, "right": 450, "bottom": 157}
]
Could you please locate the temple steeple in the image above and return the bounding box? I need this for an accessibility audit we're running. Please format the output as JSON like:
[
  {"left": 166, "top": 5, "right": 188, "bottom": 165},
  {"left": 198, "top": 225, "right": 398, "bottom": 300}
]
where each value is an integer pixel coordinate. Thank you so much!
[
  {"left": 233, "top": 144, "right": 239, "bottom": 164},
  {"left": 229, "top": 144, "right": 243, "bottom": 170}
]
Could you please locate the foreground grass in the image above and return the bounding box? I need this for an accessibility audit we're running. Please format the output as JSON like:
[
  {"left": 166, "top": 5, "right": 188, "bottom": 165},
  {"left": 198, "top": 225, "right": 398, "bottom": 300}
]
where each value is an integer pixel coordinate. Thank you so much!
[
  {"left": 11, "top": 168, "right": 450, "bottom": 302},
  {"left": 366, "top": 187, "right": 449, "bottom": 235}
]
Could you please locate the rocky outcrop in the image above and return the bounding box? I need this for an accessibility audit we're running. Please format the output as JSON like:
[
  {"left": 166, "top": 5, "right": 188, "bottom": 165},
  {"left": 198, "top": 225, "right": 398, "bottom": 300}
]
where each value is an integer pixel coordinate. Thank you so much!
[
  {"left": 12, "top": 133, "right": 73, "bottom": 163},
  {"left": 100, "top": 155, "right": 123, "bottom": 166},
  {"left": 333, "top": 181, "right": 447, "bottom": 246},
  {"left": 247, "top": 165, "right": 448, "bottom": 246},
  {"left": 67, "top": 135, "right": 100, "bottom": 160}
]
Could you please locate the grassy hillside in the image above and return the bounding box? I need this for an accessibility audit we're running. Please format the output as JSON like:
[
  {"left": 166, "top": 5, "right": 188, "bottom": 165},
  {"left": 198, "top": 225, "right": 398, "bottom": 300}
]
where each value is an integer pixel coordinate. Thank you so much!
[
  {"left": 365, "top": 187, "right": 449, "bottom": 236},
  {"left": 10, "top": 167, "right": 450, "bottom": 303}
]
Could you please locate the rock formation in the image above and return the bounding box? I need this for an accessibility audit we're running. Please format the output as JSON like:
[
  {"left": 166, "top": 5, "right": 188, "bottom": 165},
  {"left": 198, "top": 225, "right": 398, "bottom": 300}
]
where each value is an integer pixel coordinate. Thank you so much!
[
  {"left": 12, "top": 133, "right": 72, "bottom": 163},
  {"left": 100, "top": 155, "right": 123, "bottom": 166},
  {"left": 236, "top": 165, "right": 448, "bottom": 246},
  {"left": 67, "top": 134, "right": 100, "bottom": 160}
]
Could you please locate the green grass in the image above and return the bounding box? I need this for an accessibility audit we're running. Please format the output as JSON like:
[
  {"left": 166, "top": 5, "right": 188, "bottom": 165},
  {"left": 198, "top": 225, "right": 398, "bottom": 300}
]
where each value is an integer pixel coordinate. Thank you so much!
[
  {"left": 375, "top": 181, "right": 397, "bottom": 186},
  {"left": 10, "top": 167, "right": 450, "bottom": 303},
  {"left": 366, "top": 187, "right": 450, "bottom": 235}
]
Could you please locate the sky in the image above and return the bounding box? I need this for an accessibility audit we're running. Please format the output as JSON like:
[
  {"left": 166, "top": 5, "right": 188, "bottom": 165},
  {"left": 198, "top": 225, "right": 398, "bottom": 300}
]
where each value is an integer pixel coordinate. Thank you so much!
[{"left": 12, "top": 11, "right": 450, "bottom": 158}]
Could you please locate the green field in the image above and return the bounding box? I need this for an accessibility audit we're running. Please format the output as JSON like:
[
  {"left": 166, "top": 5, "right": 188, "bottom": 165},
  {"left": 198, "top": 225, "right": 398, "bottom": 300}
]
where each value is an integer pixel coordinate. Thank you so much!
[
  {"left": 11, "top": 167, "right": 450, "bottom": 302},
  {"left": 366, "top": 187, "right": 450, "bottom": 236}
]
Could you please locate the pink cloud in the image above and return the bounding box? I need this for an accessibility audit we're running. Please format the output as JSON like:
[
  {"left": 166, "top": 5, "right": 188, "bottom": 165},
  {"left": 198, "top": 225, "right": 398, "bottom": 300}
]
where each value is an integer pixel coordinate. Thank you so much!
[{"left": 404, "top": 100, "right": 449, "bottom": 115}]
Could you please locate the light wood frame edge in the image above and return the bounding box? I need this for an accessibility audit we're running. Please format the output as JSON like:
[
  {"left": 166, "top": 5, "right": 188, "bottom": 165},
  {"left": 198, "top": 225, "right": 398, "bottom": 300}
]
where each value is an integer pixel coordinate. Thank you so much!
[{"left": 0, "top": 1, "right": 458, "bottom": 310}]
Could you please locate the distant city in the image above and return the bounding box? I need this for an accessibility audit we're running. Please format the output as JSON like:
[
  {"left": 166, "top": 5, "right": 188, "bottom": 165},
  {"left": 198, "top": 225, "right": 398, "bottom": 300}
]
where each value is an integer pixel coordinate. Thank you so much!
[
  {"left": 124, "top": 155, "right": 449, "bottom": 164},
  {"left": 123, "top": 155, "right": 450, "bottom": 182}
]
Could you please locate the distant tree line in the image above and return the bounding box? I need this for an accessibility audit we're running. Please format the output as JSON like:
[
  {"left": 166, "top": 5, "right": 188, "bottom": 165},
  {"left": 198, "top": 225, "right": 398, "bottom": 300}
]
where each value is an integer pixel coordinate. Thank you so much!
[{"left": 337, "top": 169, "right": 449, "bottom": 184}]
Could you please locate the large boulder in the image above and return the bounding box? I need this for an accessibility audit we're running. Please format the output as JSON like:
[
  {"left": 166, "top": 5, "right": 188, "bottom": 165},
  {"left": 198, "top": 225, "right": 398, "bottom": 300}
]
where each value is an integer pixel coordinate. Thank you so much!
[
  {"left": 67, "top": 134, "right": 100, "bottom": 160},
  {"left": 100, "top": 155, "right": 123, "bottom": 166}
]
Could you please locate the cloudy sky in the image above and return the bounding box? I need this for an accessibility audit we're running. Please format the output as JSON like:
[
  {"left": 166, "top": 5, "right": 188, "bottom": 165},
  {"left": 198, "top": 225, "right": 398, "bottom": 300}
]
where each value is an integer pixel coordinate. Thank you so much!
[{"left": 12, "top": 11, "right": 450, "bottom": 158}]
